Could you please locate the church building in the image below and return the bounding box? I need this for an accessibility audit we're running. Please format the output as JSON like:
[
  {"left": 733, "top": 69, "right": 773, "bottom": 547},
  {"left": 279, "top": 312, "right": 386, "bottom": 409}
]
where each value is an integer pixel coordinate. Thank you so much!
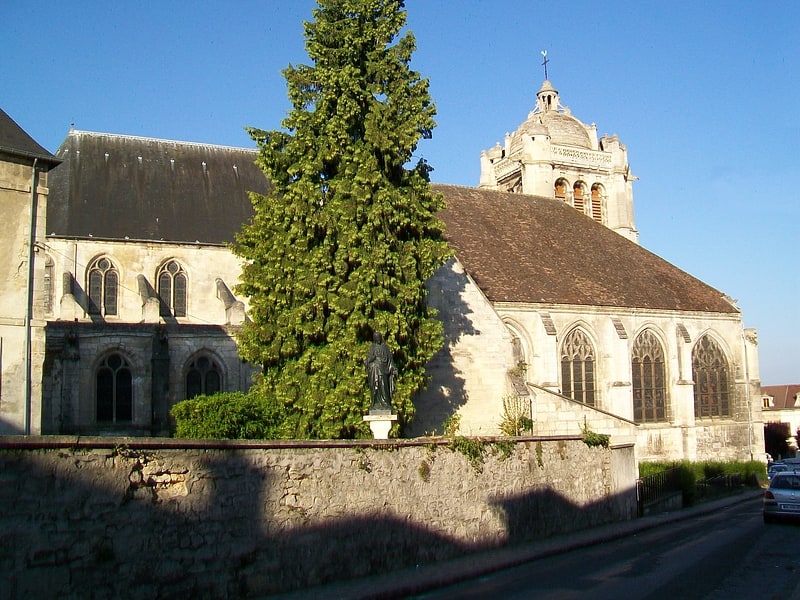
[{"left": 0, "top": 76, "right": 763, "bottom": 463}]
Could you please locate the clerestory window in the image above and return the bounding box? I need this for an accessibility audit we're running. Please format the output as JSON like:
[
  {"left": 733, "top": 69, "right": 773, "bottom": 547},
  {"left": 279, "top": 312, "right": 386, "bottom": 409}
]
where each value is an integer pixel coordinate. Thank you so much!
[
  {"left": 158, "top": 260, "right": 187, "bottom": 317},
  {"left": 87, "top": 257, "right": 118, "bottom": 316}
]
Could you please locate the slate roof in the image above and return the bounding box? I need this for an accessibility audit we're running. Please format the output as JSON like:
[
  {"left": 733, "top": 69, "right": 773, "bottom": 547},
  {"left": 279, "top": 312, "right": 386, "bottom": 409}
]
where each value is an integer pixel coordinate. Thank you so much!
[
  {"left": 0, "top": 108, "right": 60, "bottom": 166},
  {"left": 47, "top": 130, "right": 268, "bottom": 244},
  {"left": 432, "top": 184, "right": 738, "bottom": 313},
  {"left": 762, "top": 385, "right": 800, "bottom": 410}
]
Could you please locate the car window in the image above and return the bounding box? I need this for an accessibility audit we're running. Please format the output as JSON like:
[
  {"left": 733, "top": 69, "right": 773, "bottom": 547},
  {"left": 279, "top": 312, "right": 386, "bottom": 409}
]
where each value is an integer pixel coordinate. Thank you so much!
[{"left": 773, "top": 475, "right": 800, "bottom": 489}]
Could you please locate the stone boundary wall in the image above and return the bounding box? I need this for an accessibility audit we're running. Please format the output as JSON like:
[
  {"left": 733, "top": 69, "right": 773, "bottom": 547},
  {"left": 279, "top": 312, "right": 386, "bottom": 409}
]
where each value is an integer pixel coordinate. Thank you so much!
[{"left": 0, "top": 436, "right": 637, "bottom": 598}]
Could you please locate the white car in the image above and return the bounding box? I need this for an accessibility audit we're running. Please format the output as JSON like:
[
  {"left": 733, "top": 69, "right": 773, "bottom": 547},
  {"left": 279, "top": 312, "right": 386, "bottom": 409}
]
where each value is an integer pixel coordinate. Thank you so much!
[{"left": 763, "top": 471, "right": 800, "bottom": 523}]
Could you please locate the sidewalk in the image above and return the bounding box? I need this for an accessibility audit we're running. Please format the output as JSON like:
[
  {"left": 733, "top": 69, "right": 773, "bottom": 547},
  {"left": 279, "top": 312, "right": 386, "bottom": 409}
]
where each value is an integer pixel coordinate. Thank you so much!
[{"left": 274, "top": 490, "right": 764, "bottom": 600}]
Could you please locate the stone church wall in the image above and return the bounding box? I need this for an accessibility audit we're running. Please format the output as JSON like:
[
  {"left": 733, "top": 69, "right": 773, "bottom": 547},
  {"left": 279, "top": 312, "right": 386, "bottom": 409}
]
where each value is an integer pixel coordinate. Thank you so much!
[
  {"left": 0, "top": 436, "right": 636, "bottom": 598},
  {"left": 410, "top": 259, "right": 516, "bottom": 437}
]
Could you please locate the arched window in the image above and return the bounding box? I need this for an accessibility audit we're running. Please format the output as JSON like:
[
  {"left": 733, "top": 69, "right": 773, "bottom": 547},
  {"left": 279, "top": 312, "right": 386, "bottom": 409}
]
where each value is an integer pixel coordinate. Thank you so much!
[
  {"left": 185, "top": 355, "right": 222, "bottom": 399},
  {"left": 561, "top": 328, "right": 596, "bottom": 406},
  {"left": 692, "top": 335, "right": 732, "bottom": 418},
  {"left": 555, "top": 178, "right": 569, "bottom": 200},
  {"left": 632, "top": 330, "right": 668, "bottom": 423},
  {"left": 590, "top": 183, "right": 604, "bottom": 222},
  {"left": 158, "top": 260, "right": 187, "bottom": 317},
  {"left": 87, "top": 257, "right": 118, "bottom": 316},
  {"left": 573, "top": 181, "right": 586, "bottom": 214},
  {"left": 96, "top": 353, "right": 132, "bottom": 423}
]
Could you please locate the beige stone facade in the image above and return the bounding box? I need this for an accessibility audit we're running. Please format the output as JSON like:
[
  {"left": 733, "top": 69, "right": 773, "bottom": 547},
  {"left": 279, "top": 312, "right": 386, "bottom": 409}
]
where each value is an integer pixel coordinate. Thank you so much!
[{"left": 0, "top": 116, "right": 60, "bottom": 435}]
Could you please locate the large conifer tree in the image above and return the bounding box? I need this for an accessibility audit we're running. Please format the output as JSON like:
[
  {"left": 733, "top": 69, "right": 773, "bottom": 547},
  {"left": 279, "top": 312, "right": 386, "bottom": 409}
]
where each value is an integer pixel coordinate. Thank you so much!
[{"left": 233, "top": 0, "right": 450, "bottom": 438}]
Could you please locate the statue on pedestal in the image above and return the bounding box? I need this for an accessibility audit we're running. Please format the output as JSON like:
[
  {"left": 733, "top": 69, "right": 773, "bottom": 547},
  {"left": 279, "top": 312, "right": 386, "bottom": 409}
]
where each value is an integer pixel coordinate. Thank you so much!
[{"left": 365, "top": 331, "right": 395, "bottom": 413}]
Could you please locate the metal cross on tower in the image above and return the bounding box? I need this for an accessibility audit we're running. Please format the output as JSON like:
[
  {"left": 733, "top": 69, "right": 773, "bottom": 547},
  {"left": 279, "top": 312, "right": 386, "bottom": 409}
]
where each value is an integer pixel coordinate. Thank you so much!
[{"left": 541, "top": 50, "right": 549, "bottom": 80}]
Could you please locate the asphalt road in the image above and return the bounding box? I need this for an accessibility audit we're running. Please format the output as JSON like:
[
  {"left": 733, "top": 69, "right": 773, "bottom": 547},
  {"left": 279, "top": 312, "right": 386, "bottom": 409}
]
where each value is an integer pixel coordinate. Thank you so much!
[{"left": 410, "top": 496, "right": 800, "bottom": 600}]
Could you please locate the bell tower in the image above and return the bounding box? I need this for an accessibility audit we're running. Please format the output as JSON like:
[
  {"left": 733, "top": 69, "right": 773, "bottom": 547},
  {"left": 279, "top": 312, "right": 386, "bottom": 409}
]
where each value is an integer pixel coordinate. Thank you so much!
[{"left": 479, "top": 59, "right": 638, "bottom": 243}]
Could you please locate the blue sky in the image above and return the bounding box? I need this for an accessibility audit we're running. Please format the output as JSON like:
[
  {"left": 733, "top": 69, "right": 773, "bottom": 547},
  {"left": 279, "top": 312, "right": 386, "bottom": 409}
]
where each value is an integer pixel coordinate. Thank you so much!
[{"left": 3, "top": 1, "right": 798, "bottom": 384}]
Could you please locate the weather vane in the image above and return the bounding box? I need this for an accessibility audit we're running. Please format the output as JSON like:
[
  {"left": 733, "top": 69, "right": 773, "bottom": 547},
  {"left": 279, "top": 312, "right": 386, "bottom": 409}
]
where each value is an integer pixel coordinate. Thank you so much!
[{"left": 541, "top": 50, "right": 549, "bottom": 80}]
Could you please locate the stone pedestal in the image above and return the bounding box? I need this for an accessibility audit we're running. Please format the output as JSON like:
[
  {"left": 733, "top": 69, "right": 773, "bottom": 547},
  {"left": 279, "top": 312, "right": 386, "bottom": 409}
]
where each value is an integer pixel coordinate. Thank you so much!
[{"left": 363, "top": 413, "right": 397, "bottom": 440}]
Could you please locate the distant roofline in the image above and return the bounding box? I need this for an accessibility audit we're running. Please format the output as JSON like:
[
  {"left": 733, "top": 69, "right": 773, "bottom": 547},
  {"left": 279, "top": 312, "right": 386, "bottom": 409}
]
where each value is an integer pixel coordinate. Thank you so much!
[{"left": 66, "top": 129, "right": 259, "bottom": 153}]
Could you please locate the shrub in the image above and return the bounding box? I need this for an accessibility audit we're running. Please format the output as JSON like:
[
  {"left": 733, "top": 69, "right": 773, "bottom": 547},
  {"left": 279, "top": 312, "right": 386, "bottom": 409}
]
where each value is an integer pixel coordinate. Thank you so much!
[
  {"left": 499, "top": 395, "right": 533, "bottom": 436},
  {"left": 171, "top": 391, "right": 286, "bottom": 440},
  {"left": 638, "top": 459, "right": 765, "bottom": 506}
]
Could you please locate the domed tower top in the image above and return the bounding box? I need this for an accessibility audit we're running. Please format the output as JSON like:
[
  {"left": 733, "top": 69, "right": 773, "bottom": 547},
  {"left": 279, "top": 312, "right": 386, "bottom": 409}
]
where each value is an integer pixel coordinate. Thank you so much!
[{"left": 478, "top": 56, "right": 638, "bottom": 243}]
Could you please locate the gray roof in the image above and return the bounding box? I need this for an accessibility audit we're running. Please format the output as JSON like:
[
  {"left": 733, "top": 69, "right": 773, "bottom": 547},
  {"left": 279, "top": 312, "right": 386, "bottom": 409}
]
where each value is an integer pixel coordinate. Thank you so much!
[
  {"left": 0, "top": 108, "right": 60, "bottom": 167},
  {"left": 47, "top": 130, "right": 269, "bottom": 244}
]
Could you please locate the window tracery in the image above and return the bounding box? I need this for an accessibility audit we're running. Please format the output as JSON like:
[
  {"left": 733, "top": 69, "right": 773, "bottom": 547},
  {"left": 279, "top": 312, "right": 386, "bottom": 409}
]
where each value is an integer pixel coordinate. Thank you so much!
[
  {"left": 96, "top": 353, "right": 132, "bottom": 423},
  {"left": 185, "top": 354, "right": 222, "bottom": 399},
  {"left": 632, "top": 330, "right": 668, "bottom": 423},
  {"left": 158, "top": 260, "right": 187, "bottom": 317},
  {"left": 561, "top": 328, "right": 596, "bottom": 406},
  {"left": 87, "top": 256, "right": 118, "bottom": 316},
  {"left": 692, "top": 335, "right": 732, "bottom": 418}
]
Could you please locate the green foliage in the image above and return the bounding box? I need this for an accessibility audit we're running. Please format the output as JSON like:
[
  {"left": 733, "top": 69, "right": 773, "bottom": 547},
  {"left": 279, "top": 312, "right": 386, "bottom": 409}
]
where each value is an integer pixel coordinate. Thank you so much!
[
  {"left": 442, "top": 413, "right": 461, "bottom": 437},
  {"left": 580, "top": 420, "right": 610, "bottom": 448},
  {"left": 170, "top": 392, "right": 287, "bottom": 440},
  {"left": 638, "top": 459, "right": 765, "bottom": 507},
  {"left": 233, "top": 0, "right": 450, "bottom": 439},
  {"left": 492, "top": 440, "right": 517, "bottom": 460},
  {"left": 449, "top": 436, "right": 486, "bottom": 473},
  {"left": 498, "top": 395, "right": 533, "bottom": 436},
  {"left": 639, "top": 459, "right": 766, "bottom": 484}
]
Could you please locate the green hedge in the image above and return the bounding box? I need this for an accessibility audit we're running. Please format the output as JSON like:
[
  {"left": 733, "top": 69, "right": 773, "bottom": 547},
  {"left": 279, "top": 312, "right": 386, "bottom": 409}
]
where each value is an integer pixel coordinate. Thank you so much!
[
  {"left": 639, "top": 459, "right": 765, "bottom": 507},
  {"left": 170, "top": 391, "right": 287, "bottom": 440}
]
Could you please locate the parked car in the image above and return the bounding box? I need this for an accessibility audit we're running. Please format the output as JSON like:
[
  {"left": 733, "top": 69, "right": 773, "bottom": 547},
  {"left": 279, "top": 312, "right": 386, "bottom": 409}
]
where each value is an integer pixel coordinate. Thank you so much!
[
  {"left": 763, "top": 470, "right": 800, "bottom": 523},
  {"left": 768, "top": 462, "right": 788, "bottom": 480}
]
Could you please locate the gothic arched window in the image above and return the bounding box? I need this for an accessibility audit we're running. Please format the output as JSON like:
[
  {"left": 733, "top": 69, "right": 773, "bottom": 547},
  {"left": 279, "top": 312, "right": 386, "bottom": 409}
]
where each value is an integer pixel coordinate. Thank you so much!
[
  {"left": 692, "top": 335, "right": 732, "bottom": 418},
  {"left": 158, "top": 260, "right": 187, "bottom": 317},
  {"left": 87, "top": 257, "right": 118, "bottom": 316},
  {"left": 96, "top": 353, "right": 132, "bottom": 423},
  {"left": 561, "top": 328, "right": 596, "bottom": 406},
  {"left": 185, "top": 355, "right": 222, "bottom": 399},
  {"left": 632, "top": 330, "right": 668, "bottom": 423}
]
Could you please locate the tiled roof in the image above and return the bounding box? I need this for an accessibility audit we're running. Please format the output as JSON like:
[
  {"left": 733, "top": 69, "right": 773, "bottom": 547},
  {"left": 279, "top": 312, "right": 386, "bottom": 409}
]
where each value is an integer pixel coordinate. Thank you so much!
[
  {"left": 46, "top": 131, "right": 268, "bottom": 244},
  {"left": 432, "top": 184, "right": 739, "bottom": 313},
  {"left": 762, "top": 385, "right": 800, "bottom": 410},
  {"left": 42, "top": 132, "right": 739, "bottom": 315},
  {"left": 0, "top": 108, "right": 60, "bottom": 166}
]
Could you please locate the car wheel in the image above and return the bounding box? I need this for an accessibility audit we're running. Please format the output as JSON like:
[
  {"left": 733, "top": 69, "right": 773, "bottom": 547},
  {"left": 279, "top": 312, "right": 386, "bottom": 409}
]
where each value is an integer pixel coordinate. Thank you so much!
[{"left": 764, "top": 513, "right": 775, "bottom": 524}]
